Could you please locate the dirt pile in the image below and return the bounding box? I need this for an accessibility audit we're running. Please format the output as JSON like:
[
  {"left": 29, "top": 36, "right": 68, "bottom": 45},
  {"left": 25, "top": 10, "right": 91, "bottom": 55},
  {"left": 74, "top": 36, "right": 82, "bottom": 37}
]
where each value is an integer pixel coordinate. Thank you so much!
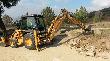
[{"left": 66, "top": 28, "right": 110, "bottom": 57}]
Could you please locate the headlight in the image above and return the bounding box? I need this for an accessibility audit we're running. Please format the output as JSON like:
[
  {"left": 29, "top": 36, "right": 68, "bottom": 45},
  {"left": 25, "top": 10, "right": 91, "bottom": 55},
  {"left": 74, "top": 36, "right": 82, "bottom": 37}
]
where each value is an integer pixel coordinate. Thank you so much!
[{"left": 43, "top": 40, "right": 46, "bottom": 42}]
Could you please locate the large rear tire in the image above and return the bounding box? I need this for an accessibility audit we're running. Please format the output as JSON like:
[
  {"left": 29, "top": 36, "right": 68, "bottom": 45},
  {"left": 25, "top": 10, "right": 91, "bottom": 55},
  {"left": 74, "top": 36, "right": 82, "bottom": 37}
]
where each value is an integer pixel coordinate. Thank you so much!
[
  {"left": 0, "top": 42, "right": 6, "bottom": 47},
  {"left": 24, "top": 33, "right": 36, "bottom": 50},
  {"left": 0, "top": 37, "right": 7, "bottom": 47}
]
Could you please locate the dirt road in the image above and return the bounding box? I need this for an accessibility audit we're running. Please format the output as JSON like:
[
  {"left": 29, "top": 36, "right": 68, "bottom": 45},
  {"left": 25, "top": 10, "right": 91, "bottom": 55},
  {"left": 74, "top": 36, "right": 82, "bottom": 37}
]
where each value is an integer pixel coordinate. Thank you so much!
[
  {"left": 0, "top": 42, "right": 110, "bottom": 61},
  {"left": 0, "top": 22, "right": 110, "bottom": 61}
]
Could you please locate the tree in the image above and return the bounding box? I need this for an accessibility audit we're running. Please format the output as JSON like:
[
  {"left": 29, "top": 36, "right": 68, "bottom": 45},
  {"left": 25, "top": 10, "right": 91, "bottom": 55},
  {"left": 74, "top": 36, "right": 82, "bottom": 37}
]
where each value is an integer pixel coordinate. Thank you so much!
[
  {"left": 74, "top": 6, "right": 88, "bottom": 23},
  {"left": 93, "top": 11, "right": 103, "bottom": 22},
  {"left": 14, "top": 20, "right": 19, "bottom": 28},
  {"left": 41, "top": 7, "right": 55, "bottom": 27},
  {"left": 2, "top": 15, "right": 14, "bottom": 27},
  {"left": 0, "top": 0, "right": 20, "bottom": 32}
]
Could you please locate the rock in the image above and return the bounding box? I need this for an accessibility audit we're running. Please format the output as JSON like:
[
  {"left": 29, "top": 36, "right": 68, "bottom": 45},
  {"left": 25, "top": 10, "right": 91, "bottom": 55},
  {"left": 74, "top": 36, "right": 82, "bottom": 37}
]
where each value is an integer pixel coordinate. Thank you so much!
[
  {"left": 69, "top": 38, "right": 81, "bottom": 49},
  {"left": 105, "top": 41, "right": 110, "bottom": 50},
  {"left": 76, "top": 47, "right": 84, "bottom": 53},
  {"left": 70, "top": 39, "right": 76, "bottom": 46},
  {"left": 73, "top": 38, "right": 80, "bottom": 44},
  {"left": 86, "top": 51, "right": 96, "bottom": 57},
  {"left": 102, "top": 56, "right": 108, "bottom": 59},
  {"left": 97, "top": 52, "right": 109, "bottom": 59},
  {"left": 85, "top": 46, "right": 96, "bottom": 57},
  {"left": 94, "top": 29, "right": 102, "bottom": 35},
  {"left": 68, "top": 39, "right": 74, "bottom": 49},
  {"left": 60, "top": 29, "right": 66, "bottom": 34}
]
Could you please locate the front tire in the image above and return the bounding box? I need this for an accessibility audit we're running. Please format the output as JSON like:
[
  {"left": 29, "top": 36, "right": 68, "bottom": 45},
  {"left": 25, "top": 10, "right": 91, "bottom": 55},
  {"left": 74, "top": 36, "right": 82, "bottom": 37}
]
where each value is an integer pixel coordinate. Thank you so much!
[{"left": 24, "top": 33, "right": 36, "bottom": 50}]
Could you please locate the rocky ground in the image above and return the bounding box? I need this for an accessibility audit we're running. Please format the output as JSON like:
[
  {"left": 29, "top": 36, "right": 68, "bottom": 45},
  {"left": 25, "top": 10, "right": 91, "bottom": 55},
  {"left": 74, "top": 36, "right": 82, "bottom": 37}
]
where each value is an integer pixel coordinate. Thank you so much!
[
  {"left": 0, "top": 22, "right": 110, "bottom": 61},
  {"left": 66, "top": 22, "right": 110, "bottom": 58}
]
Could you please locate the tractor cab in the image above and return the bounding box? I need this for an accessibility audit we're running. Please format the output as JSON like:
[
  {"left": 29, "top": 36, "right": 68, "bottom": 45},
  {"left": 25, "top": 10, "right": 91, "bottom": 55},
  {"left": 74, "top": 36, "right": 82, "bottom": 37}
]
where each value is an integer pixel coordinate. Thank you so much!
[
  {"left": 21, "top": 15, "right": 49, "bottom": 49},
  {"left": 21, "top": 14, "right": 46, "bottom": 31}
]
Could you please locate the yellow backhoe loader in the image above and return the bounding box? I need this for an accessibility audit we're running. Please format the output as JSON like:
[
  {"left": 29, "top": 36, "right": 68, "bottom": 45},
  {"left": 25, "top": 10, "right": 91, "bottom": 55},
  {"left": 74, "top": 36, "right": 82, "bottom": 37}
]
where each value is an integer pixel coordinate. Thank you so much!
[{"left": 0, "top": 9, "right": 93, "bottom": 50}]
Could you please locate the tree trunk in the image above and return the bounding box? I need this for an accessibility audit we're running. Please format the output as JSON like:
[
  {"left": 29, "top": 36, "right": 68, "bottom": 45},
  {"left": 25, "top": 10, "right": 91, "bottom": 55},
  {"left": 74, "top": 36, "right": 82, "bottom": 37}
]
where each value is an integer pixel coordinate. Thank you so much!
[{"left": 0, "top": 5, "right": 6, "bottom": 34}]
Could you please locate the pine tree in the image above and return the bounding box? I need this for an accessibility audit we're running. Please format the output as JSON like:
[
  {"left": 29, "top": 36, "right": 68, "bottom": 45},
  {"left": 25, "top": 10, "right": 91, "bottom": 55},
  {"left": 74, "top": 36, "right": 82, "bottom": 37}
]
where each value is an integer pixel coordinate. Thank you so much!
[
  {"left": 74, "top": 6, "right": 88, "bottom": 23},
  {"left": 41, "top": 7, "right": 55, "bottom": 27}
]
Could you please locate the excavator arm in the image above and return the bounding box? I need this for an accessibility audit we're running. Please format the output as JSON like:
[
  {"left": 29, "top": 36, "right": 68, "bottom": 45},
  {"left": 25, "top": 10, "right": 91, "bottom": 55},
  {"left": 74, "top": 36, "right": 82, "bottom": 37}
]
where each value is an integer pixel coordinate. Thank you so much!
[
  {"left": 47, "top": 12, "right": 67, "bottom": 41},
  {"left": 47, "top": 9, "right": 92, "bottom": 42},
  {"left": 63, "top": 9, "right": 86, "bottom": 30}
]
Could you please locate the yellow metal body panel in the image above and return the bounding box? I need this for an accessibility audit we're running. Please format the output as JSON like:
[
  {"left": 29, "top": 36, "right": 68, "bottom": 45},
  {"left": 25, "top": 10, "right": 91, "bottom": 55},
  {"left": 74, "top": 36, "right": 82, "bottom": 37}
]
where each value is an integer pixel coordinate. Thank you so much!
[
  {"left": 10, "top": 30, "right": 23, "bottom": 46},
  {"left": 33, "top": 30, "right": 39, "bottom": 50}
]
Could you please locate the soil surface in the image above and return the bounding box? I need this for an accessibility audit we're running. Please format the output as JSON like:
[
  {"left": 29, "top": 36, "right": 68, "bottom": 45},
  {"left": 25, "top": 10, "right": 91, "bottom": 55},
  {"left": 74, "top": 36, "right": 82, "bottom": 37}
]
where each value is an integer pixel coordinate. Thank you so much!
[{"left": 0, "top": 22, "right": 110, "bottom": 61}]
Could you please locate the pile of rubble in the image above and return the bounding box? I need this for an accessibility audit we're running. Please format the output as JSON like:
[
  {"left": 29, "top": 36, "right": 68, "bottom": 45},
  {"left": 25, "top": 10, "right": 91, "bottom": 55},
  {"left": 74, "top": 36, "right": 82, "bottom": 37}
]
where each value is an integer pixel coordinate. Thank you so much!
[{"left": 66, "top": 29, "right": 110, "bottom": 57}]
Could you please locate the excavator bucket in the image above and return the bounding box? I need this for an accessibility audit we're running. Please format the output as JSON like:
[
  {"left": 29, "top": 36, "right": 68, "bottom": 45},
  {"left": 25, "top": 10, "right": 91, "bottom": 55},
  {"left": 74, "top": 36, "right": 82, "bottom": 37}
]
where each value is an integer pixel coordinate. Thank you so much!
[{"left": 83, "top": 25, "right": 94, "bottom": 35}]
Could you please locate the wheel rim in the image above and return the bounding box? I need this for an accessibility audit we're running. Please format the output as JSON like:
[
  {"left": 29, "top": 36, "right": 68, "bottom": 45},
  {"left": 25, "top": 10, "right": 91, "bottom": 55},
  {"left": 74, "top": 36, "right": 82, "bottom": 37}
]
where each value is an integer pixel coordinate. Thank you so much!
[
  {"left": 17, "top": 38, "right": 23, "bottom": 45},
  {"left": 25, "top": 38, "right": 32, "bottom": 46},
  {"left": 10, "top": 41, "right": 15, "bottom": 47}
]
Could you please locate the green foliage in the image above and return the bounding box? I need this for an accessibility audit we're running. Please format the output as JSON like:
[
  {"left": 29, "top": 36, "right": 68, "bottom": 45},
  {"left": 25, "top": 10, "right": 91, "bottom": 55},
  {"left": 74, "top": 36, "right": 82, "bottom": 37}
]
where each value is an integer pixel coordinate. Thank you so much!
[
  {"left": 14, "top": 20, "right": 20, "bottom": 28},
  {"left": 101, "top": 7, "right": 110, "bottom": 16},
  {"left": 88, "top": 7, "right": 110, "bottom": 22},
  {"left": 93, "top": 11, "right": 103, "bottom": 22},
  {"left": 41, "top": 7, "right": 55, "bottom": 27},
  {"left": 0, "top": 0, "right": 20, "bottom": 32},
  {"left": 74, "top": 6, "right": 88, "bottom": 23},
  {"left": 63, "top": 12, "right": 74, "bottom": 24},
  {"left": 0, "top": 0, "right": 20, "bottom": 13},
  {"left": 2, "top": 15, "right": 14, "bottom": 27}
]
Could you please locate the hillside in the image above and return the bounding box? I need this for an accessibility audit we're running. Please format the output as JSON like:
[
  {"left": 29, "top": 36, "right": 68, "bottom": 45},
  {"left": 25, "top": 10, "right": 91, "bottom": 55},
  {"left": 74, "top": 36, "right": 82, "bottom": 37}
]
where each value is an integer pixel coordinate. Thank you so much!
[{"left": 88, "top": 7, "right": 110, "bottom": 21}]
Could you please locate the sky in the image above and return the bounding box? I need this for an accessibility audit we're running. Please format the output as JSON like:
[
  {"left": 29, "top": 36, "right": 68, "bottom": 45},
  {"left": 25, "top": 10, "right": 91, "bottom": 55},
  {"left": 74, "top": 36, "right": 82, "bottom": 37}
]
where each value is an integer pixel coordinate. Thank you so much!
[{"left": 3, "top": 0, "right": 110, "bottom": 18}]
